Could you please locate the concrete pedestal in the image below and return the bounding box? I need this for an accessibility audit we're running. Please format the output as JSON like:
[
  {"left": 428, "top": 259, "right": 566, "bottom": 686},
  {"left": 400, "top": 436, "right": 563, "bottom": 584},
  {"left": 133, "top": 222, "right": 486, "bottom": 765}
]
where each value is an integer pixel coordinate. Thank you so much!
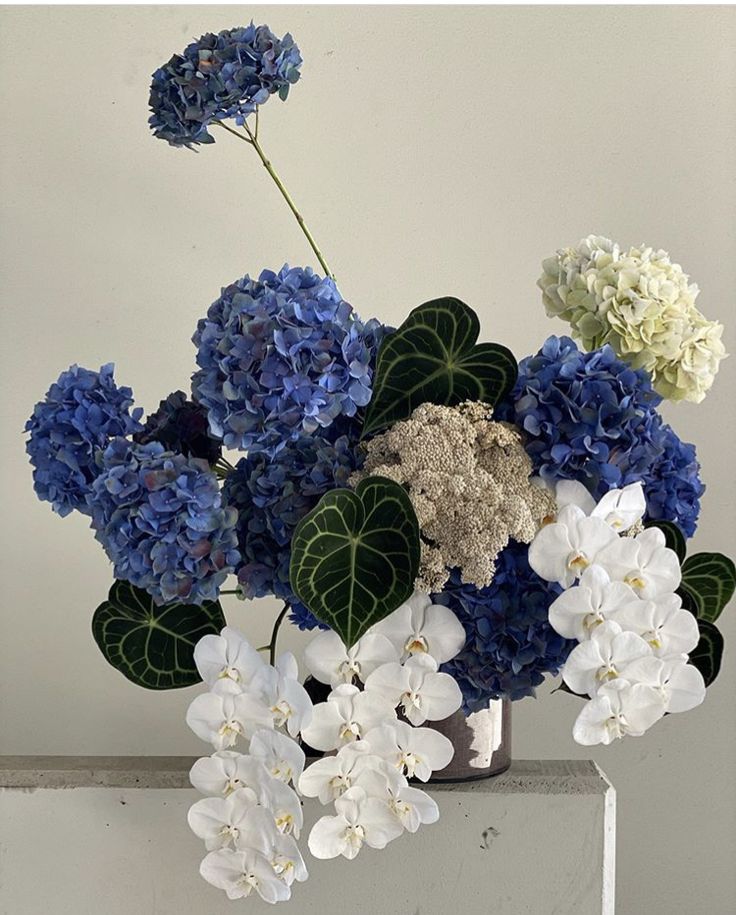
[{"left": 0, "top": 757, "right": 614, "bottom": 915}]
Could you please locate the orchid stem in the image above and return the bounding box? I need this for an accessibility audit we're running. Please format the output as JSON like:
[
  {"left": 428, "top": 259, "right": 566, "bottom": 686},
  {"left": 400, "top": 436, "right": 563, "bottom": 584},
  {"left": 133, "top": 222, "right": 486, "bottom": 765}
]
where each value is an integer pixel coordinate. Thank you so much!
[
  {"left": 269, "top": 604, "right": 290, "bottom": 666},
  {"left": 215, "top": 117, "right": 334, "bottom": 280}
]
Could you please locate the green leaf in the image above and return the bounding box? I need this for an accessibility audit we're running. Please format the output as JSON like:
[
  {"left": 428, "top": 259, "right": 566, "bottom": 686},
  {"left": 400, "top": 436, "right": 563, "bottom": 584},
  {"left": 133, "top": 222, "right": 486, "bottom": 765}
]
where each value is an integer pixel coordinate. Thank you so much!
[
  {"left": 644, "top": 519, "right": 687, "bottom": 563},
  {"left": 362, "top": 297, "right": 517, "bottom": 437},
  {"left": 688, "top": 620, "right": 724, "bottom": 687},
  {"left": 679, "top": 552, "right": 736, "bottom": 623},
  {"left": 91, "top": 580, "right": 226, "bottom": 690},
  {"left": 289, "top": 476, "right": 420, "bottom": 647}
]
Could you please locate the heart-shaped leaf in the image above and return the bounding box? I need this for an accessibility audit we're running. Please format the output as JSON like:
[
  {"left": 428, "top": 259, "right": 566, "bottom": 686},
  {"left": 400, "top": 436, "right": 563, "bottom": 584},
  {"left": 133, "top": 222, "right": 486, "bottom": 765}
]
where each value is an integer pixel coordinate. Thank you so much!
[
  {"left": 688, "top": 620, "right": 724, "bottom": 687},
  {"left": 362, "top": 297, "right": 518, "bottom": 437},
  {"left": 678, "top": 552, "right": 735, "bottom": 623},
  {"left": 645, "top": 519, "right": 687, "bottom": 563},
  {"left": 289, "top": 476, "right": 420, "bottom": 647},
  {"left": 92, "top": 580, "right": 226, "bottom": 689}
]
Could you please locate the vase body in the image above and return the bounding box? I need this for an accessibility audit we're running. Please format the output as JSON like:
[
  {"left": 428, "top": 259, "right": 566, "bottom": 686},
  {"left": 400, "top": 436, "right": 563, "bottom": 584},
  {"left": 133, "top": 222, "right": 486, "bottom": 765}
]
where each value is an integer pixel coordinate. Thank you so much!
[{"left": 427, "top": 699, "right": 511, "bottom": 782}]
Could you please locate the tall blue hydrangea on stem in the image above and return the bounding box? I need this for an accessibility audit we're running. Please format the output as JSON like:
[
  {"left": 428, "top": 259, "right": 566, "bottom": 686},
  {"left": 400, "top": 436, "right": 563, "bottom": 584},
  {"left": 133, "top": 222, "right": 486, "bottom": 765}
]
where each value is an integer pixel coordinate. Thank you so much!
[
  {"left": 496, "top": 335, "right": 704, "bottom": 536},
  {"left": 192, "top": 265, "right": 388, "bottom": 453},
  {"left": 25, "top": 363, "right": 143, "bottom": 517},
  {"left": 90, "top": 439, "right": 240, "bottom": 605},
  {"left": 222, "top": 426, "right": 362, "bottom": 630},
  {"left": 435, "top": 542, "right": 575, "bottom": 710},
  {"left": 149, "top": 24, "right": 302, "bottom": 149}
]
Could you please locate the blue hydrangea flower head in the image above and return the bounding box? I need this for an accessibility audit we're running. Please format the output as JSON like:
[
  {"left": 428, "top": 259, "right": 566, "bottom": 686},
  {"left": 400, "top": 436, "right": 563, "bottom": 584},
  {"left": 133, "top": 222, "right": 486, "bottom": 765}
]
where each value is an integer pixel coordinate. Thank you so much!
[
  {"left": 25, "top": 363, "right": 143, "bottom": 518},
  {"left": 435, "top": 542, "right": 575, "bottom": 710},
  {"left": 149, "top": 24, "right": 302, "bottom": 148},
  {"left": 192, "top": 265, "right": 388, "bottom": 452},
  {"left": 221, "top": 427, "right": 362, "bottom": 626},
  {"left": 135, "top": 390, "right": 222, "bottom": 465},
  {"left": 90, "top": 439, "right": 240, "bottom": 605},
  {"left": 497, "top": 335, "right": 703, "bottom": 536}
]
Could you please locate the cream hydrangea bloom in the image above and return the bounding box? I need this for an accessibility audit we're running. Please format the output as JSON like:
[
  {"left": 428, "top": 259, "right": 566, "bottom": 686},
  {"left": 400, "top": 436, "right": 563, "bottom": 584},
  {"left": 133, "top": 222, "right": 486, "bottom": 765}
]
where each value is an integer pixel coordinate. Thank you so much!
[
  {"left": 538, "top": 235, "right": 726, "bottom": 402},
  {"left": 352, "top": 401, "right": 554, "bottom": 592}
]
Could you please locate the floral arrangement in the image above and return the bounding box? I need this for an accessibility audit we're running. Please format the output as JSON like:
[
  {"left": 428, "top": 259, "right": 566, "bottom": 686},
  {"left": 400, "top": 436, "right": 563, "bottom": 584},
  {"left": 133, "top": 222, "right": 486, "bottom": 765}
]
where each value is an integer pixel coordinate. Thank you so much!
[{"left": 25, "top": 21, "right": 734, "bottom": 906}]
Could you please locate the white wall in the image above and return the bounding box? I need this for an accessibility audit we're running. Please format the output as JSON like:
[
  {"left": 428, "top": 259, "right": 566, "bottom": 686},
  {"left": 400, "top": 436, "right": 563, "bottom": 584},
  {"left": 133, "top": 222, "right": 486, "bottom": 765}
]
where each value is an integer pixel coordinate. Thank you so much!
[{"left": 1, "top": 6, "right": 734, "bottom": 913}]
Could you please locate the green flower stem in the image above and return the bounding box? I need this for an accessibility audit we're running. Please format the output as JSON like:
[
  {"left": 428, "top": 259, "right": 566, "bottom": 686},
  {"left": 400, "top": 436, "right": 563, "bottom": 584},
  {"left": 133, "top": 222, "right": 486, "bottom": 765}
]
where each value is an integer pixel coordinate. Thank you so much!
[
  {"left": 219, "top": 589, "right": 240, "bottom": 595},
  {"left": 215, "top": 119, "right": 334, "bottom": 280},
  {"left": 269, "top": 603, "right": 290, "bottom": 666}
]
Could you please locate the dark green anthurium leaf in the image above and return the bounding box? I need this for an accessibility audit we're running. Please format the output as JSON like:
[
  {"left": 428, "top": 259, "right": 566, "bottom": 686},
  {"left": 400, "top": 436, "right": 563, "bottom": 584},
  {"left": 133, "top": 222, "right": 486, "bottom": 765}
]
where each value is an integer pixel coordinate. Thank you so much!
[
  {"left": 361, "top": 297, "right": 518, "bottom": 437},
  {"left": 289, "top": 476, "right": 420, "bottom": 648},
  {"left": 678, "top": 552, "right": 736, "bottom": 623},
  {"left": 92, "top": 580, "right": 226, "bottom": 690},
  {"left": 688, "top": 620, "right": 724, "bottom": 687},
  {"left": 644, "top": 519, "right": 687, "bottom": 564}
]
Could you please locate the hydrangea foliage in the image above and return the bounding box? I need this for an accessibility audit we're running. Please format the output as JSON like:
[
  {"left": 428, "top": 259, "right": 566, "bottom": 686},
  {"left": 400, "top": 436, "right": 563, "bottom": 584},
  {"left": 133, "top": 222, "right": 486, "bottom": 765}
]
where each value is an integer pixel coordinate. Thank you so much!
[
  {"left": 192, "top": 266, "right": 387, "bottom": 452},
  {"left": 435, "top": 542, "right": 575, "bottom": 709},
  {"left": 222, "top": 429, "right": 362, "bottom": 626},
  {"left": 497, "top": 335, "right": 704, "bottom": 536},
  {"left": 149, "top": 24, "right": 302, "bottom": 148},
  {"left": 90, "top": 439, "right": 240, "bottom": 605},
  {"left": 135, "top": 390, "right": 222, "bottom": 465},
  {"left": 25, "top": 363, "right": 143, "bottom": 517}
]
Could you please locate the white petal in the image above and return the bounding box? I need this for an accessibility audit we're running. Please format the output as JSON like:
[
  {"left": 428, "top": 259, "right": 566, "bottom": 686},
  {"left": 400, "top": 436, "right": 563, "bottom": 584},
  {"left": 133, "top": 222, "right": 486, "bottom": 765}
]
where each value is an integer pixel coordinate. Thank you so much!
[
  {"left": 555, "top": 480, "right": 596, "bottom": 515},
  {"left": 572, "top": 694, "right": 617, "bottom": 746},
  {"left": 353, "top": 633, "right": 403, "bottom": 680},
  {"left": 662, "top": 659, "right": 706, "bottom": 713},
  {"left": 303, "top": 630, "right": 351, "bottom": 686},
  {"left": 619, "top": 683, "right": 666, "bottom": 734},
  {"left": 363, "top": 662, "right": 410, "bottom": 706},
  {"left": 300, "top": 701, "right": 346, "bottom": 752},
  {"left": 563, "top": 639, "right": 607, "bottom": 697},
  {"left": 308, "top": 815, "right": 350, "bottom": 860},
  {"left": 359, "top": 797, "right": 404, "bottom": 848},
  {"left": 352, "top": 689, "right": 398, "bottom": 733},
  {"left": 419, "top": 603, "right": 467, "bottom": 663},
  {"left": 528, "top": 519, "right": 575, "bottom": 584},
  {"left": 412, "top": 671, "right": 463, "bottom": 723},
  {"left": 592, "top": 483, "right": 646, "bottom": 532},
  {"left": 194, "top": 627, "right": 263, "bottom": 688},
  {"left": 394, "top": 786, "right": 439, "bottom": 832}
]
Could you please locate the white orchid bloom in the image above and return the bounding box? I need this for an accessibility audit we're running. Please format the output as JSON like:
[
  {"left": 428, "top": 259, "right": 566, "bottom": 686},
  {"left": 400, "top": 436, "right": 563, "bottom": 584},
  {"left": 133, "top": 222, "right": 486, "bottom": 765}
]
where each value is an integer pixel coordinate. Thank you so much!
[
  {"left": 187, "top": 786, "right": 260, "bottom": 851},
  {"left": 528, "top": 504, "right": 617, "bottom": 587},
  {"left": 303, "top": 630, "right": 399, "bottom": 687},
  {"left": 199, "top": 847, "right": 291, "bottom": 903},
  {"left": 364, "top": 654, "right": 463, "bottom": 726},
  {"left": 249, "top": 728, "right": 306, "bottom": 786},
  {"left": 591, "top": 483, "right": 646, "bottom": 532},
  {"left": 572, "top": 679, "right": 666, "bottom": 745},
  {"left": 186, "top": 690, "right": 274, "bottom": 750},
  {"left": 194, "top": 626, "right": 264, "bottom": 689},
  {"left": 250, "top": 652, "right": 313, "bottom": 737},
  {"left": 298, "top": 742, "right": 379, "bottom": 804},
  {"left": 547, "top": 564, "right": 641, "bottom": 640},
  {"left": 562, "top": 620, "right": 653, "bottom": 697},
  {"left": 370, "top": 590, "right": 467, "bottom": 663},
  {"left": 189, "top": 751, "right": 272, "bottom": 797},
  {"left": 596, "top": 527, "right": 681, "bottom": 598},
  {"left": 617, "top": 655, "right": 706, "bottom": 714},
  {"left": 233, "top": 806, "right": 308, "bottom": 887},
  {"left": 363, "top": 720, "right": 454, "bottom": 781},
  {"left": 300, "top": 683, "right": 397, "bottom": 751},
  {"left": 259, "top": 776, "right": 304, "bottom": 838},
  {"left": 608, "top": 592, "right": 699, "bottom": 656},
  {"left": 353, "top": 766, "right": 439, "bottom": 834},
  {"left": 308, "top": 786, "right": 403, "bottom": 860}
]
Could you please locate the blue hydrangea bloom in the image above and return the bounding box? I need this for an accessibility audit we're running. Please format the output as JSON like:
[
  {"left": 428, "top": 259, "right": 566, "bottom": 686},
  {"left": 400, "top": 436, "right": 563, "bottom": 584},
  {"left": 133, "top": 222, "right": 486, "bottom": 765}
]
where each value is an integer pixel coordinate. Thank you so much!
[
  {"left": 435, "top": 543, "right": 575, "bottom": 710},
  {"left": 192, "top": 266, "right": 388, "bottom": 452},
  {"left": 288, "top": 601, "right": 329, "bottom": 632},
  {"left": 221, "top": 427, "right": 362, "bottom": 626},
  {"left": 135, "top": 391, "right": 222, "bottom": 465},
  {"left": 496, "top": 335, "right": 704, "bottom": 536},
  {"left": 90, "top": 439, "right": 240, "bottom": 605},
  {"left": 149, "top": 24, "right": 302, "bottom": 148},
  {"left": 25, "top": 364, "right": 143, "bottom": 518}
]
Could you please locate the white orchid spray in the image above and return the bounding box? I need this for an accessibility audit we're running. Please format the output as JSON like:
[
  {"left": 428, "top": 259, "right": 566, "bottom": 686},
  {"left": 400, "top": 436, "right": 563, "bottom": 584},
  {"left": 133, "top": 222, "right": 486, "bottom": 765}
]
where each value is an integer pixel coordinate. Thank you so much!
[
  {"left": 186, "top": 604, "right": 466, "bottom": 903},
  {"left": 529, "top": 481, "right": 706, "bottom": 746}
]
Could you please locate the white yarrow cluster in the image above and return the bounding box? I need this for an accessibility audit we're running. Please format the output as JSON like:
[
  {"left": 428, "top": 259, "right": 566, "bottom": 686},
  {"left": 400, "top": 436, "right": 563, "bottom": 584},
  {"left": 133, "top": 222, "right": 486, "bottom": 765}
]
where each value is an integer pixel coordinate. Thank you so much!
[
  {"left": 301, "top": 591, "right": 465, "bottom": 861},
  {"left": 538, "top": 235, "right": 726, "bottom": 403},
  {"left": 528, "top": 481, "right": 706, "bottom": 746},
  {"left": 186, "top": 627, "right": 311, "bottom": 904},
  {"left": 185, "top": 598, "right": 466, "bottom": 901}
]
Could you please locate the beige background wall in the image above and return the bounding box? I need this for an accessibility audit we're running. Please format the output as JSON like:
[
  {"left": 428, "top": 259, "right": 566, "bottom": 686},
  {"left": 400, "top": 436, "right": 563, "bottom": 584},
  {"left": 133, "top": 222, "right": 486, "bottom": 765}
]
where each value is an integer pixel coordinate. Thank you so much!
[{"left": 1, "top": 5, "right": 734, "bottom": 913}]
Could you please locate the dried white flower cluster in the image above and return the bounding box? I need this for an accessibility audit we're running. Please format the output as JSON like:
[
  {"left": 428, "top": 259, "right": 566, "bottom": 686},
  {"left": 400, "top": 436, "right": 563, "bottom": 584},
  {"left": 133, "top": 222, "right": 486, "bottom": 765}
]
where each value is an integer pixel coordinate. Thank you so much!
[
  {"left": 538, "top": 235, "right": 726, "bottom": 403},
  {"left": 353, "top": 401, "right": 554, "bottom": 592}
]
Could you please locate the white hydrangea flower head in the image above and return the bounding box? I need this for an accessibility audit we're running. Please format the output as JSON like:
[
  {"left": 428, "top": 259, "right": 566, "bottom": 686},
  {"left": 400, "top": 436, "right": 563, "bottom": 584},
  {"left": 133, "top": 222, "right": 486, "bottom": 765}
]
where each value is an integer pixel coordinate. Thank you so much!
[{"left": 538, "top": 235, "right": 726, "bottom": 402}]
